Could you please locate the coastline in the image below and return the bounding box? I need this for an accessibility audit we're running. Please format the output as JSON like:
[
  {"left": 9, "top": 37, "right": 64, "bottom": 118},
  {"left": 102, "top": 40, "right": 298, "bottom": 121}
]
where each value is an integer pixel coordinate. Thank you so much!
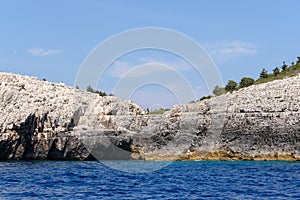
[{"left": 0, "top": 72, "right": 300, "bottom": 161}]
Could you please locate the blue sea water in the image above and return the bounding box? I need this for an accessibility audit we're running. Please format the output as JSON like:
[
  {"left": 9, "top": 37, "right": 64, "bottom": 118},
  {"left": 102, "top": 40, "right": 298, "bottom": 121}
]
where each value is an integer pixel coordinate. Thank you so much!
[{"left": 0, "top": 161, "right": 299, "bottom": 199}]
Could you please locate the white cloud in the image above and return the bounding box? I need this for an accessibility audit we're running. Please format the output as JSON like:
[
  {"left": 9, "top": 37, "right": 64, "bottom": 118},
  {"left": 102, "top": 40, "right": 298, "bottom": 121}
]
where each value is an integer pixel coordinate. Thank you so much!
[
  {"left": 27, "top": 48, "right": 62, "bottom": 56},
  {"left": 139, "top": 57, "right": 192, "bottom": 71},
  {"left": 203, "top": 41, "right": 256, "bottom": 62},
  {"left": 108, "top": 56, "right": 195, "bottom": 78},
  {"left": 109, "top": 61, "right": 172, "bottom": 78},
  {"left": 108, "top": 61, "right": 132, "bottom": 77}
]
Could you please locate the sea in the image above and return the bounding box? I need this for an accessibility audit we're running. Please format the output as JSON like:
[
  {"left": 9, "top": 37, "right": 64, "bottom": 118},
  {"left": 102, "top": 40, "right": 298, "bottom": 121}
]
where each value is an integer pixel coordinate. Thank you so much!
[{"left": 0, "top": 161, "right": 299, "bottom": 199}]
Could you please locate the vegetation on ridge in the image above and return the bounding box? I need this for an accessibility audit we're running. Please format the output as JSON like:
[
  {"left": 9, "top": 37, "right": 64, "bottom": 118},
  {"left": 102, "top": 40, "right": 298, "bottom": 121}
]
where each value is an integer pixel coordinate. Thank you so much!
[
  {"left": 211, "top": 56, "right": 300, "bottom": 97},
  {"left": 76, "top": 56, "right": 300, "bottom": 104},
  {"left": 86, "top": 85, "right": 111, "bottom": 97}
]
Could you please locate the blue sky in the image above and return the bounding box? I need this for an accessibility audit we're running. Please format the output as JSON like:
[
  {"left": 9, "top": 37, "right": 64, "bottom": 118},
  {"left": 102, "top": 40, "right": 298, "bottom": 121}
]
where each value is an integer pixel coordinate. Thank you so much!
[{"left": 1, "top": 0, "right": 300, "bottom": 108}]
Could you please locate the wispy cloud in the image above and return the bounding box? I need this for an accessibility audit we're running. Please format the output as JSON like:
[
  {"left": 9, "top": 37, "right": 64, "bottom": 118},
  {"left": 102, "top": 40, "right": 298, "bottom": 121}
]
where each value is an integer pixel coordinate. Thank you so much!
[
  {"left": 139, "top": 57, "right": 192, "bottom": 71},
  {"left": 108, "top": 61, "right": 134, "bottom": 77},
  {"left": 203, "top": 41, "right": 256, "bottom": 62},
  {"left": 108, "top": 61, "right": 171, "bottom": 78},
  {"left": 26, "top": 48, "right": 62, "bottom": 56}
]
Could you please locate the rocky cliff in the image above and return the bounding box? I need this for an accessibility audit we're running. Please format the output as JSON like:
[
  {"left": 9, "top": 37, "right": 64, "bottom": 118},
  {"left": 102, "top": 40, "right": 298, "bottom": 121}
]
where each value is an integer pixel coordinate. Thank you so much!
[{"left": 0, "top": 72, "right": 299, "bottom": 161}]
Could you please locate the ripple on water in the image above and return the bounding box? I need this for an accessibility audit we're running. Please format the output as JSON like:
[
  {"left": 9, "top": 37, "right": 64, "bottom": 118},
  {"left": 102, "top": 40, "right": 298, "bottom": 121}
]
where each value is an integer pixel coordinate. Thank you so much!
[{"left": 0, "top": 161, "right": 299, "bottom": 199}]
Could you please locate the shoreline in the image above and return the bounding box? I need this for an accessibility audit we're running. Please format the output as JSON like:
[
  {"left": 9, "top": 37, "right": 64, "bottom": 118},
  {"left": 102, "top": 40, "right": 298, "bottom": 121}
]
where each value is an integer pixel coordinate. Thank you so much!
[{"left": 1, "top": 72, "right": 300, "bottom": 161}]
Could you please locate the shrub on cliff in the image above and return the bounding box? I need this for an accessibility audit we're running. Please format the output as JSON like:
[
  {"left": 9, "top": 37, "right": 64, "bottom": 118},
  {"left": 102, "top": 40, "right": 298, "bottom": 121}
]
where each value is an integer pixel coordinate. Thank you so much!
[
  {"left": 213, "top": 86, "right": 226, "bottom": 96},
  {"left": 239, "top": 77, "right": 255, "bottom": 88},
  {"left": 259, "top": 68, "right": 268, "bottom": 79},
  {"left": 87, "top": 85, "right": 95, "bottom": 93},
  {"left": 273, "top": 67, "right": 280, "bottom": 75},
  {"left": 200, "top": 95, "right": 212, "bottom": 101},
  {"left": 86, "top": 85, "right": 107, "bottom": 96},
  {"left": 225, "top": 80, "right": 237, "bottom": 91},
  {"left": 281, "top": 61, "right": 288, "bottom": 72}
]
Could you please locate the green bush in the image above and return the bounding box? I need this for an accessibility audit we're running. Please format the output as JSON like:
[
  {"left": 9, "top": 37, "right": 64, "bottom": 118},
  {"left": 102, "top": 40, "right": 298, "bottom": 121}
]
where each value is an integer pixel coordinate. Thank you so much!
[
  {"left": 86, "top": 85, "right": 107, "bottom": 96},
  {"left": 259, "top": 68, "right": 268, "bottom": 79},
  {"left": 225, "top": 80, "right": 237, "bottom": 91},
  {"left": 200, "top": 95, "right": 212, "bottom": 101},
  {"left": 281, "top": 61, "right": 288, "bottom": 71},
  {"left": 273, "top": 67, "right": 280, "bottom": 75},
  {"left": 239, "top": 77, "right": 255, "bottom": 88},
  {"left": 213, "top": 86, "right": 226, "bottom": 96}
]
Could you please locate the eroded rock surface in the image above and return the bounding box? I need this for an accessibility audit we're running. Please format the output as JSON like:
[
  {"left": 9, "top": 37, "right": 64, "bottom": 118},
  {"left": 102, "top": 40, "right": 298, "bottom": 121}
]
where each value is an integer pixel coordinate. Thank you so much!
[{"left": 0, "top": 72, "right": 300, "bottom": 160}]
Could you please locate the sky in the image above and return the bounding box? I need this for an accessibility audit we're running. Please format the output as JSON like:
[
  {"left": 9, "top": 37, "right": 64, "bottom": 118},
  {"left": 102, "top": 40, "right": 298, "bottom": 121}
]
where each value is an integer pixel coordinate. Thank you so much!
[{"left": 1, "top": 0, "right": 300, "bottom": 109}]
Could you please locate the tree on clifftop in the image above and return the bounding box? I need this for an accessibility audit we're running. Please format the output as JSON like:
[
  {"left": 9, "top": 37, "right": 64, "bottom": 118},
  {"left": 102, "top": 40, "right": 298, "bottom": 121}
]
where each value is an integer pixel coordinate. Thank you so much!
[
  {"left": 239, "top": 77, "right": 255, "bottom": 88},
  {"left": 213, "top": 86, "right": 226, "bottom": 96},
  {"left": 86, "top": 85, "right": 107, "bottom": 96},
  {"left": 273, "top": 67, "right": 280, "bottom": 75},
  {"left": 225, "top": 80, "right": 237, "bottom": 91},
  {"left": 281, "top": 61, "right": 288, "bottom": 71},
  {"left": 259, "top": 68, "right": 268, "bottom": 79},
  {"left": 87, "top": 85, "right": 94, "bottom": 93}
]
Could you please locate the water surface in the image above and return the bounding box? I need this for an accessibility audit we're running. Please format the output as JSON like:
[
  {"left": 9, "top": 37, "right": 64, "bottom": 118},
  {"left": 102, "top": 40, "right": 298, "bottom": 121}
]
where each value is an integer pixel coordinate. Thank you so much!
[{"left": 0, "top": 161, "right": 299, "bottom": 199}]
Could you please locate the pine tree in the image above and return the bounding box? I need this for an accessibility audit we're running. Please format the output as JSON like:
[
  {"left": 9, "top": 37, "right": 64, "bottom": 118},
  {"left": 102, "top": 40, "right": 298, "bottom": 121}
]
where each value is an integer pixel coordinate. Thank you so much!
[
  {"left": 281, "top": 61, "right": 288, "bottom": 71},
  {"left": 273, "top": 67, "right": 280, "bottom": 75},
  {"left": 86, "top": 85, "right": 94, "bottom": 93},
  {"left": 259, "top": 68, "right": 268, "bottom": 79}
]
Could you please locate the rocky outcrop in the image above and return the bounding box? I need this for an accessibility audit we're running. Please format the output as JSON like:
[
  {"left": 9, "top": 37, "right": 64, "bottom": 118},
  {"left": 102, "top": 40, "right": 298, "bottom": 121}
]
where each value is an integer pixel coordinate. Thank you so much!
[
  {"left": 0, "top": 72, "right": 300, "bottom": 161},
  {"left": 0, "top": 72, "right": 144, "bottom": 160}
]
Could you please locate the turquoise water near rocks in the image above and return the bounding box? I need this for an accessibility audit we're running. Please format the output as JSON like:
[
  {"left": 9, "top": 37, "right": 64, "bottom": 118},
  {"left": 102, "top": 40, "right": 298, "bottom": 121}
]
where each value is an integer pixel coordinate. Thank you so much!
[{"left": 0, "top": 161, "right": 299, "bottom": 199}]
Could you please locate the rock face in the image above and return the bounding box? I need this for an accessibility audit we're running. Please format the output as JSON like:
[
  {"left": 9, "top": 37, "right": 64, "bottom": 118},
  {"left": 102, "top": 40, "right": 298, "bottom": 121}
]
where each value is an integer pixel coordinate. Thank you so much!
[
  {"left": 0, "top": 72, "right": 144, "bottom": 160},
  {"left": 0, "top": 72, "right": 300, "bottom": 161}
]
